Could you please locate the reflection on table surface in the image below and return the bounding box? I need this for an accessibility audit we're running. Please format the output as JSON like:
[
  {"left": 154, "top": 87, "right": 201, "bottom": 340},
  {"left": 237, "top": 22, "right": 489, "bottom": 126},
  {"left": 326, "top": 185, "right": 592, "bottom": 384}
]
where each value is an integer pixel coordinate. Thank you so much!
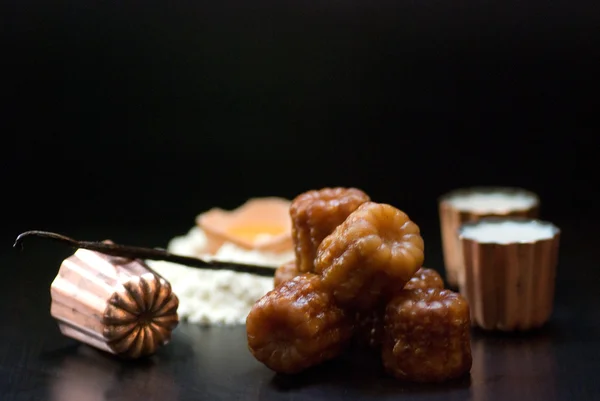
[
  {"left": 48, "top": 347, "right": 179, "bottom": 401},
  {"left": 470, "top": 327, "right": 558, "bottom": 401},
  {"left": 42, "top": 322, "right": 561, "bottom": 401}
]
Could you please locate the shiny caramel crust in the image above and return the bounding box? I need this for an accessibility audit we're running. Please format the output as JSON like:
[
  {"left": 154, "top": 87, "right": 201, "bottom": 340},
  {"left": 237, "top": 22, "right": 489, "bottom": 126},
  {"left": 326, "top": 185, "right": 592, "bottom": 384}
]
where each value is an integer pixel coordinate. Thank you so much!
[
  {"left": 273, "top": 260, "right": 300, "bottom": 288},
  {"left": 404, "top": 267, "right": 444, "bottom": 291},
  {"left": 315, "top": 202, "right": 425, "bottom": 311},
  {"left": 353, "top": 267, "right": 444, "bottom": 349},
  {"left": 246, "top": 274, "right": 354, "bottom": 374},
  {"left": 382, "top": 288, "right": 472, "bottom": 382},
  {"left": 290, "top": 187, "right": 370, "bottom": 273}
]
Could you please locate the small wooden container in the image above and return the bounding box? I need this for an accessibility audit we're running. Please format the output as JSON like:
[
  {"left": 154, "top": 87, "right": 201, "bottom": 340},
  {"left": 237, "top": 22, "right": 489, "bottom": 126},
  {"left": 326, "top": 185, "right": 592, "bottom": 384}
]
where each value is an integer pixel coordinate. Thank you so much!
[{"left": 50, "top": 246, "right": 179, "bottom": 359}]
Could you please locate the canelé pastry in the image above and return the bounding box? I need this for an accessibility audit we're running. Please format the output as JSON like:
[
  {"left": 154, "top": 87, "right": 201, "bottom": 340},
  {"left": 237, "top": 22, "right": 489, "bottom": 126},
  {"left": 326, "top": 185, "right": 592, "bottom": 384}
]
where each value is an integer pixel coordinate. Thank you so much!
[
  {"left": 404, "top": 267, "right": 444, "bottom": 291},
  {"left": 353, "top": 267, "right": 444, "bottom": 349},
  {"left": 315, "top": 202, "right": 424, "bottom": 311},
  {"left": 382, "top": 288, "right": 472, "bottom": 382},
  {"left": 273, "top": 260, "right": 299, "bottom": 287},
  {"left": 439, "top": 187, "right": 539, "bottom": 287},
  {"left": 458, "top": 217, "right": 560, "bottom": 331},
  {"left": 290, "top": 187, "right": 370, "bottom": 273},
  {"left": 246, "top": 273, "right": 354, "bottom": 374}
]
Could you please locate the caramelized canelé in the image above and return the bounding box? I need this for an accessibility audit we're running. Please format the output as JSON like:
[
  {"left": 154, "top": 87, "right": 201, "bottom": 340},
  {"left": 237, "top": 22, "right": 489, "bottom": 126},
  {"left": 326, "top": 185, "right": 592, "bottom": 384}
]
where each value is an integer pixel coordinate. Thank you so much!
[
  {"left": 290, "top": 188, "right": 370, "bottom": 273},
  {"left": 247, "top": 274, "right": 354, "bottom": 374},
  {"left": 353, "top": 267, "right": 445, "bottom": 349},
  {"left": 315, "top": 202, "right": 425, "bottom": 311},
  {"left": 382, "top": 288, "right": 472, "bottom": 382}
]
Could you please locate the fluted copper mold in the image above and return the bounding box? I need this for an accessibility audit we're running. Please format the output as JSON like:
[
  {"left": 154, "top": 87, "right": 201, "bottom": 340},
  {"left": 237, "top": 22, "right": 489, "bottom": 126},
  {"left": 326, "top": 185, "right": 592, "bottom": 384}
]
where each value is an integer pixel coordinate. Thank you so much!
[
  {"left": 439, "top": 187, "right": 540, "bottom": 288},
  {"left": 458, "top": 217, "right": 560, "bottom": 331},
  {"left": 50, "top": 246, "right": 179, "bottom": 359}
]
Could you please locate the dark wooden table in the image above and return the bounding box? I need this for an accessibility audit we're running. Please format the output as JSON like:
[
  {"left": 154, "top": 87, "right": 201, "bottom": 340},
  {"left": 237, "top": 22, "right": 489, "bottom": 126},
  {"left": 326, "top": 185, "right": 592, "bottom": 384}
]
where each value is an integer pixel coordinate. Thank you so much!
[{"left": 1, "top": 219, "right": 599, "bottom": 401}]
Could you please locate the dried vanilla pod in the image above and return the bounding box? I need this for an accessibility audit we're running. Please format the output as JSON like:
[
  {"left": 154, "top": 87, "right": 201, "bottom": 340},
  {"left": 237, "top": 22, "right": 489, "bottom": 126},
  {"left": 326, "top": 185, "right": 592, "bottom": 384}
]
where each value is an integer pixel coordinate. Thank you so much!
[
  {"left": 290, "top": 187, "right": 370, "bottom": 273},
  {"left": 314, "top": 202, "right": 425, "bottom": 311},
  {"left": 246, "top": 273, "right": 354, "bottom": 374},
  {"left": 14, "top": 230, "right": 276, "bottom": 277},
  {"left": 273, "top": 260, "right": 300, "bottom": 287},
  {"left": 382, "top": 288, "right": 472, "bottom": 383},
  {"left": 353, "top": 267, "right": 444, "bottom": 349}
]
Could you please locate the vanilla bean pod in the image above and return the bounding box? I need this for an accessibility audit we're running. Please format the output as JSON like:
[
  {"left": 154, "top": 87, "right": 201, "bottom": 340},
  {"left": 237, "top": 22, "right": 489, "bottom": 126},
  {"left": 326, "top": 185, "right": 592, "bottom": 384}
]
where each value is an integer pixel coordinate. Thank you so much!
[{"left": 14, "top": 230, "right": 276, "bottom": 277}]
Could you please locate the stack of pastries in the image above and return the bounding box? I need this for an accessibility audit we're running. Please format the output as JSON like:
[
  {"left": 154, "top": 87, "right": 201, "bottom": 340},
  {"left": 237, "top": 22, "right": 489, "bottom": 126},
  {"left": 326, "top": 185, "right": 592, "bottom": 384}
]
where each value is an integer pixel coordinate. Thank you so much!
[{"left": 246, "top": 188, "right": 472, "bottom": 383}]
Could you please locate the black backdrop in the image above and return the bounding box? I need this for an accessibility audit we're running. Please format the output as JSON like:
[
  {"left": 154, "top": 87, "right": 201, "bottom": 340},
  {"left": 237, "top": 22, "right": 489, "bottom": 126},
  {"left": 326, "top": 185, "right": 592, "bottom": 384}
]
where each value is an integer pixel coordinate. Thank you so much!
[
  {"left": 3, "top": 6, "right": 600, "bottom": 398},
  {"left": 2, "top": 0, "right": 599, "bottom": 242}
]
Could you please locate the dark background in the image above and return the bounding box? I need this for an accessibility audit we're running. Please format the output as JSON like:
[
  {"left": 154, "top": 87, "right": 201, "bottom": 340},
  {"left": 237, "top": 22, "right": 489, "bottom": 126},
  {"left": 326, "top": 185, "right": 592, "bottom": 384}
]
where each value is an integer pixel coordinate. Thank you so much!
[
  {"left": 2, "top": 2, "right": 600, "bottom": 399},
  {"left": 2, "top": 0, "right": 599, "bottom": 245}
]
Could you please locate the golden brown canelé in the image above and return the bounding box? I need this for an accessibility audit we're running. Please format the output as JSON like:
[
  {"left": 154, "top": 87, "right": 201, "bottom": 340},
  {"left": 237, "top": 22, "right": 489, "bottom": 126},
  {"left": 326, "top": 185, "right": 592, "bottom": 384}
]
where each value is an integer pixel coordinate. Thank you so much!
[
  {"left": 382, "top": 288, "right": 472, "bottom": 382},
  {"left": 273, "top": 260, "right": 300, "bottom": 288},
  {"left": 404, "top": 267, "right": 445, "bottom": 291},
  {"left": 246, "top": 273, "right": 354, "bottom": 374},
  {"left": 290, "top": 187, "right": 370, "bottom": 273},
  {"left": 314, "top": 202, "right": 425, "bottom": 311},
  {"left": 353, "top": 267, "right": 445, "bottom": 349}
]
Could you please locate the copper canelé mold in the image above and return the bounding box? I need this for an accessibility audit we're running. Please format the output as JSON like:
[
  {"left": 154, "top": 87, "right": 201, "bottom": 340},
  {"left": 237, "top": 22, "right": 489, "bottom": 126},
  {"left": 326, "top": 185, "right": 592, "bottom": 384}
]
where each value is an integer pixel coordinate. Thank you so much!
[
  {"left": 458, "top": 217, "right": 560, "bottom": 331},
  {"left": 438, "top": 187, "right": 540, "bottom": 288},
  {"left": 50, "top": 247, "right": 180, "bottom": 359}
]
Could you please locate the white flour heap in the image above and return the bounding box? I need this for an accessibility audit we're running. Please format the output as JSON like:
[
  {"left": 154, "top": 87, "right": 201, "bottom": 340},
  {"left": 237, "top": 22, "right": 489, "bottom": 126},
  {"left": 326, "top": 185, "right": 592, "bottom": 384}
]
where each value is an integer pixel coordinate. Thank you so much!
[
  {"left": 148, "top": 227, "right": 294, "bottom": 325},
  {"left": 460, "top": 220, "right": 556, "bottom": 244},
  {"left": 447, "top": 192, "right": 537, "bottom": 213}
]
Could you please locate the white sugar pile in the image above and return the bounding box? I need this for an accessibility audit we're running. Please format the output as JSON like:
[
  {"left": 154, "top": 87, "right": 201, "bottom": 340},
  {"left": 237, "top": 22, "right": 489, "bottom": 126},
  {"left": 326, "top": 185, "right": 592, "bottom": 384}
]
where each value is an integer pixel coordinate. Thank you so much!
[
  {"left": 460, "top": 220, "right": 556, "bottom": 244},
  {"left": 448, "top": 192, "right": 537, "bottom": 213},
  {"left": 147, "top": 227, "right": 294, "bottom": 325}
]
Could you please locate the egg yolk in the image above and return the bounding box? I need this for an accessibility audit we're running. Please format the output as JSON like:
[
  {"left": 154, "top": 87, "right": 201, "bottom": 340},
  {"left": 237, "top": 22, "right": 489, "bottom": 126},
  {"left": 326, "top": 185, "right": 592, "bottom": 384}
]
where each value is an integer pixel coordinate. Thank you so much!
[{"left": 226, "top": 224, "right": 287, "bottom": 242}]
